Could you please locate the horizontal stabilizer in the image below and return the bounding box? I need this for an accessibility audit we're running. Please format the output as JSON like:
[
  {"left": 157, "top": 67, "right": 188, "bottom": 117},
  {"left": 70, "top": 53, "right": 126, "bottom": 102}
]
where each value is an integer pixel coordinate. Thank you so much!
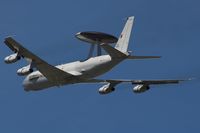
[
  {"left": 127, "top": 55, "right": 161, "bottom": 59},
  {"left": 100, "top": 43, "right": 128, "bottom": 58}
]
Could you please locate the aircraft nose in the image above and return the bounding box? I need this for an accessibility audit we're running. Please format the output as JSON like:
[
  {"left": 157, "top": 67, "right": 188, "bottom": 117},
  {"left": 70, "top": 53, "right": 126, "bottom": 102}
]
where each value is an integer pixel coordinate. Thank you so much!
[{"left": 75, "top": 32, "right": 81, "bottom": 37}]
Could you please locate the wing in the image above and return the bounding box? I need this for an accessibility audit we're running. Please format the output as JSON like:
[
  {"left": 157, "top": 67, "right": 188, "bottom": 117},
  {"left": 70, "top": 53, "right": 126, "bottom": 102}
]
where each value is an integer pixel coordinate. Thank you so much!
[
  {"left": 84, "top": 78, "right": 187, "bottom": 94},
  {"left": 85, "top": 78, "right": 186, "bottom": 85},
  {"left": 108, "top": 79, "right": 184, "bottom": 84},
  {"left": 4, "top": 37, "right": 75, "bottom": 83}
]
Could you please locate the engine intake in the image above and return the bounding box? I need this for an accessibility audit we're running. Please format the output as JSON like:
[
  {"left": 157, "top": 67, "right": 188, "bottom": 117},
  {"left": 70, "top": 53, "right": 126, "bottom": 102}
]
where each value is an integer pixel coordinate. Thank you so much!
[
  {"left": 99, "top": 83, "right": 115, "bottom": 95},
  {"left": 4, "top": 53, "right": 20, "bottom": 64},
  {"left": 17, "top": 66, "right": 33, "bottom": 76},
  {"left": 133, "top": 84, "right": 150, "bottom": 93}
]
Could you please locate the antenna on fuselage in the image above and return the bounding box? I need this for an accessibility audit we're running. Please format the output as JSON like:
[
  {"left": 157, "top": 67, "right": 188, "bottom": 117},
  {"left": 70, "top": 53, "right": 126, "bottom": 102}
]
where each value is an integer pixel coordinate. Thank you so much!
[{"left": 75, "top": 31, "right": 118, "bottom": 59}]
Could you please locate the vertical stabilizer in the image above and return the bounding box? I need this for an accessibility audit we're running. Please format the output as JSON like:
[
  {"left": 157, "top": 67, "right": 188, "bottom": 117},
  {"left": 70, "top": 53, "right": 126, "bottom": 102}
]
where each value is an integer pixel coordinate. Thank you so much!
[{"left": 115, "top": 16, "right": 134, "bottom": 53}]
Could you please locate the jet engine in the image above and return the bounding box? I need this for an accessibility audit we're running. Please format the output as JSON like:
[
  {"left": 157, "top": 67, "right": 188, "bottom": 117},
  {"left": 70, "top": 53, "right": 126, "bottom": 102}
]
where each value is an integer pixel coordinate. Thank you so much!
[
  {"left": 4, "top": 53, "right": 20, "bottom": 64},
  {"left": 133, "top": 84, "right": 150, "bottom": 93},
  {"left": 99, "top": 83, "right": 115, "bottom": 94},
  {"left": 17, "top": 65, "right": 33, "bottom": 76}
]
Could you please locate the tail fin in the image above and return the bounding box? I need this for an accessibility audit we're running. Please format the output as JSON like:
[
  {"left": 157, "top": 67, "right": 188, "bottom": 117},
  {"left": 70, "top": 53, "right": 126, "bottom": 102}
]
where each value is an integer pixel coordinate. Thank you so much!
[{"left": 115, "top": 16, "right": 134, "bottom": 53}]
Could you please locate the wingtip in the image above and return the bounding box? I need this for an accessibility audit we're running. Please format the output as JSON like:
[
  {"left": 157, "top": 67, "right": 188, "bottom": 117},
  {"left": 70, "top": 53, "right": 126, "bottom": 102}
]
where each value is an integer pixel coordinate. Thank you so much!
[
  {"left": 128, "top": 16, "right": 135, "bottom": 19},
  {"left": 188, "top": 77, "right": 197, "bottom": 81},
  {"left": 4, "top": 35, "right": 16, "bottom": 40},
  {"left": 155, "top": 56, "right": 162, "bottom": 58},
  {"left": 127, "top": 16, "right": 135, "bottom": 21},
  {"left": 178, "top": 78, "right": 196, "bottom": 82},
  {"left": 123, "top": 16, "right": 135, "bottom": 21}
]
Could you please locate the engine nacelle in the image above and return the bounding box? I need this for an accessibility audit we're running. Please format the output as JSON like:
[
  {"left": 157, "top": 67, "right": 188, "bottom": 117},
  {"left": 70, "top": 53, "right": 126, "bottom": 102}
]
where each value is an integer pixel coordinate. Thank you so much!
[
  {"left": 17, "top": 66, "right": 33, "bottom": 76},
  {"left": 133, "top": 84, "right": 150, "bottom": 93},
  {"left": 99, "top": 83, "right": 115, "bottom": 95},
  {"left": 4, "top": 53, "right": 20, "bottom": 64}
]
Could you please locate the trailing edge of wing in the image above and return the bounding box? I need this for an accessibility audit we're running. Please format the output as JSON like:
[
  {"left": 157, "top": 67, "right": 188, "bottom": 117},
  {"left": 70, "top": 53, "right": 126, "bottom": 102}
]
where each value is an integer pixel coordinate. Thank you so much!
[
  {"left": 107, "top": 79, "right": 186, "bottom": 84},
  {"left": 86, "top": 79, "right": 187, "bottom": 85},
  {"left": 127, "top": 55, "right": 161, "bottom": 59}
]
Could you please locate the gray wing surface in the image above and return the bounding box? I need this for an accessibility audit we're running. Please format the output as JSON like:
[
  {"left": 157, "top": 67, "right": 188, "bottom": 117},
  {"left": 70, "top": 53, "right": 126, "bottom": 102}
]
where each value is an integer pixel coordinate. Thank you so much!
[
  {"left": 4, "top": 37, "right": 75, "bottom": 83},
  {"left": 108, "top": 79, "right": 184, "bottom": 84},
  {"left": 86, "top": 79, "right": 185, "bottom": 85}
]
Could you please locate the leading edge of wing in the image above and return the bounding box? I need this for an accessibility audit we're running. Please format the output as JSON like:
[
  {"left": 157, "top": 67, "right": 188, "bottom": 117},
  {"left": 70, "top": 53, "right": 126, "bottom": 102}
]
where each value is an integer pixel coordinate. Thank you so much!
[
  {"left": 4, "top": 37, "right": 75, "bottom": 82},
  {"left": 4, "top": 37, "right": 45, "bottom": 64}
]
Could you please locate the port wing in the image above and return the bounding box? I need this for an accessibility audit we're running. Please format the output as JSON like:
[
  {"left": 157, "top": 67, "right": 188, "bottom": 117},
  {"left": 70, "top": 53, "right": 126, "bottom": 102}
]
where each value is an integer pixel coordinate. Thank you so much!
[{"left": 4, "top": 37, "right": 75, "bottom": 83}]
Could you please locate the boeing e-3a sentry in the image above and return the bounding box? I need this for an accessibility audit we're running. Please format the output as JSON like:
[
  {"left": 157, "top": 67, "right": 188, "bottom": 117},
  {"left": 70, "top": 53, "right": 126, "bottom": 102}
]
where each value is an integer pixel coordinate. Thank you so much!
[{"left": 3, "top": 16, "right": 185, "bottom": 94}]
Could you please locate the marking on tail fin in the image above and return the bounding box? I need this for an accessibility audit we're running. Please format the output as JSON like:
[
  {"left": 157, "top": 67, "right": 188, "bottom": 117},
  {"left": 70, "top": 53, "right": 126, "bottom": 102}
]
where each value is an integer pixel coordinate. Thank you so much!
[{"left": 115, "top": 16, "right": 134, "bottom": 53}]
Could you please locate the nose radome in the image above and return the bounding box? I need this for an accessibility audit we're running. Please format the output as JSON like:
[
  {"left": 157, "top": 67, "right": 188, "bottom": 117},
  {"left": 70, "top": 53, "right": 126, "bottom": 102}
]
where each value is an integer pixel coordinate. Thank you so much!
[{"left": 75, "top": 32, "right": 81, "bottom": 37}]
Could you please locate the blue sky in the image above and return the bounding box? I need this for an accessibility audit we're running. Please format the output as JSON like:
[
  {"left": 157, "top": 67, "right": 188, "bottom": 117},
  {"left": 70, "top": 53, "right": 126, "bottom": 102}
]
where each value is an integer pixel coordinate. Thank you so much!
[{"left": 0, "top": 0, "right": 200, "bottom": 132}]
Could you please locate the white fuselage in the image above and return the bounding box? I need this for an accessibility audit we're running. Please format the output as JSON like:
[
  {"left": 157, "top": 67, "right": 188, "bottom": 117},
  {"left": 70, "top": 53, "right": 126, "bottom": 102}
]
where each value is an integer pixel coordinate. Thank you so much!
[{"left": 23, "top": 55, "right": 125, "bottom": 91}]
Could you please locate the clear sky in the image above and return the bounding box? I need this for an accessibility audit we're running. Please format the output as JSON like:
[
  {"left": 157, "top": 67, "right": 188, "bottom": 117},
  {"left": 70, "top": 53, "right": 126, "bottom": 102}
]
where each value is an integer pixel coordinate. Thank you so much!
[{"left": 0, "top": 0, "right": 200, "bottom": 132}]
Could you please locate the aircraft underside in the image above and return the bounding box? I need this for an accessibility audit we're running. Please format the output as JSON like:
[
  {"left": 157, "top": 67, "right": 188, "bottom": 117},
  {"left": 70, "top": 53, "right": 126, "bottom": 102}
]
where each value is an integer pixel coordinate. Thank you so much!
[{"left": 23, "top": 55, "right": 123, "bottom": 91}]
